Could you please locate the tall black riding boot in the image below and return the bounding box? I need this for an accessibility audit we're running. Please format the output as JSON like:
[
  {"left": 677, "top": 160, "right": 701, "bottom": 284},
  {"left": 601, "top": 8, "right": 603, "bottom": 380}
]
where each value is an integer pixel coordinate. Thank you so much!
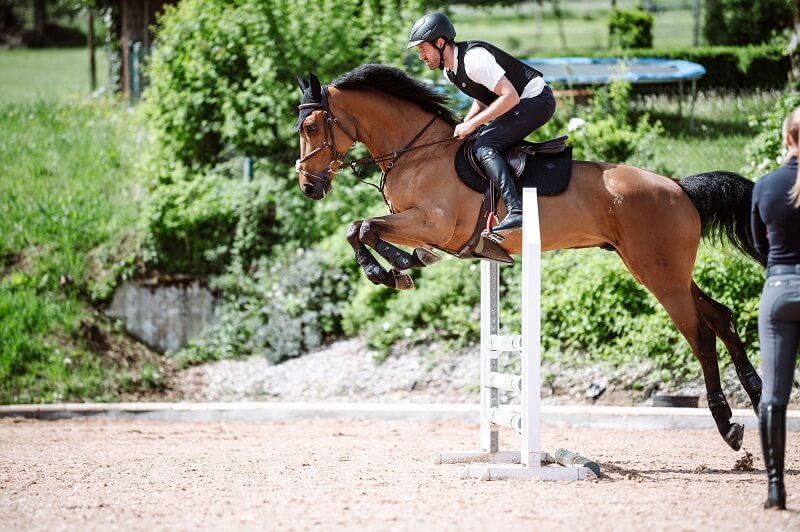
[
  {"left": 760, "top": 403, "right": 787, "bottom": 510},
  {"left": 477, "top": 146, "right": 523, "bottom": 236}
]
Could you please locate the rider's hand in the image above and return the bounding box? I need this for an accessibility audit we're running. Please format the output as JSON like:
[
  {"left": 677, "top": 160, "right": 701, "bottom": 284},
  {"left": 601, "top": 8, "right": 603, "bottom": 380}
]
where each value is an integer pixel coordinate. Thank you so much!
[{"left": 454, "top": 119, "right": 478, "bottom": 139}]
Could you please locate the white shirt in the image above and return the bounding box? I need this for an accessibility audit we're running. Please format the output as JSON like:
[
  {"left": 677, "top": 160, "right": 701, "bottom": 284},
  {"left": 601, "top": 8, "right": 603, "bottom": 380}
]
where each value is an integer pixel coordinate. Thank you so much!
[{"left": 443, "top": 45, "right": 545, "bottom": 99}]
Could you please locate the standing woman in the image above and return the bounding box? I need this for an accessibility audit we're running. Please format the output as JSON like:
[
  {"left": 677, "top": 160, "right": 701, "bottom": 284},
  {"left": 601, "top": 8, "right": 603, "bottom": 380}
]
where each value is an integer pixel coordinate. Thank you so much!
[{"left": 752, "top": 106, "right": 800, "bottom": 510}]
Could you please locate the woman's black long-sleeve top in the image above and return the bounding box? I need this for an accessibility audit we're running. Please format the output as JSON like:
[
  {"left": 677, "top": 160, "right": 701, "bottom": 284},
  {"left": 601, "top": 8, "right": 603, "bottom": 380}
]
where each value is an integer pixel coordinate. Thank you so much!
[{"left": 751, "top": 156, "right": 800, "bottom": 268}]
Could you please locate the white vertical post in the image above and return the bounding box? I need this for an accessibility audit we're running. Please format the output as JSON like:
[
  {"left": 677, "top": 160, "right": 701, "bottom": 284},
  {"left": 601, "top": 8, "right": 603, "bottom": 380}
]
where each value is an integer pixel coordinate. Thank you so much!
[
  {"left": 521, "top": 188, "right": 542, "bottom": 468},
  {"left": 436, "top": 186, "right": 594, "bottom": 480},
  {"left": 480, "top": 260, "right": 500, "bottom": 453}
]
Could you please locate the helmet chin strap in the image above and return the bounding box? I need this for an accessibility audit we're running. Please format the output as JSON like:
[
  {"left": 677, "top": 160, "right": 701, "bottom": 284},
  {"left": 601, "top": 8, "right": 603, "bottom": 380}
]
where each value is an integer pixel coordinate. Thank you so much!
[{"left": 436, "top": 42, "right": 447, "bottom": 70}]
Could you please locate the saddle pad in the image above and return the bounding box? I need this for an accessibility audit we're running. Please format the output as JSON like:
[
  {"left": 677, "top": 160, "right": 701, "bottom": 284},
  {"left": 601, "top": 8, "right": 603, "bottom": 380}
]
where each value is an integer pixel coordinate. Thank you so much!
[{"left": 455, "top": 143, "right": 573, "bottom": 197}]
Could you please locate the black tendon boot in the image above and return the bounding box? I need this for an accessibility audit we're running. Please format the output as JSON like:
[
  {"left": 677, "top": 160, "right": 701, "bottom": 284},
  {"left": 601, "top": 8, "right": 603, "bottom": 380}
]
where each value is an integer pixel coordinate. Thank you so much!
[
  {"left": 760, "top": 403, "right": 787, "bottom": 510},
  {"left": 478, "top": 147, "right": 523, "bottom": 236}
]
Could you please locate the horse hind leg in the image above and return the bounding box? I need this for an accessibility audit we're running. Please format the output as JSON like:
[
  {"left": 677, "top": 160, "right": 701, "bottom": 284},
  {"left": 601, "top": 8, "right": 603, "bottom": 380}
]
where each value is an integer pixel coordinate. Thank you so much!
[
  {"left": 701, "top": 345, "right": 745, "bottom": 452},
  {"left": 692, "top": 282, "right": 762, "bottom": 413},
  {"left": 656, "top": 288, "right": 745, "bottom": 450}
]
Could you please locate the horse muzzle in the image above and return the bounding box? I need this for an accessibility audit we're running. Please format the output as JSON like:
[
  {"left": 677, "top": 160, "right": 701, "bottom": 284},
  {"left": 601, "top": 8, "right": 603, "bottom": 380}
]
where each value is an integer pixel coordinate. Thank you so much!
[{"left": 296, "top": 161, "right": 332, "bottom": 201}]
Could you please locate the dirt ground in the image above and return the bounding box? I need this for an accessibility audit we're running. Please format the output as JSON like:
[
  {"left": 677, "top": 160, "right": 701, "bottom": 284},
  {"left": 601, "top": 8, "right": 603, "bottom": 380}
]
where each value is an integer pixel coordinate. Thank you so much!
[{"left": 2, "top": 417, "right": 800, "bottom": 531}]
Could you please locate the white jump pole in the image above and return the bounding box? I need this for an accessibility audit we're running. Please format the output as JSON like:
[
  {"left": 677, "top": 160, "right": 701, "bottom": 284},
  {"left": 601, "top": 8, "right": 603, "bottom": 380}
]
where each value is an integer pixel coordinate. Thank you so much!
[{"left": 434, "top": 188, "right": 595, "bottom": 481}]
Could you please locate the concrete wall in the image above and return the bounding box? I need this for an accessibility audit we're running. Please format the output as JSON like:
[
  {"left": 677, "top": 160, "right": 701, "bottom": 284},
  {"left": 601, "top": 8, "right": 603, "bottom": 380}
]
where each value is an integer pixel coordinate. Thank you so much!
[{"left": 106, "top": 281, "right": 217, "bottom": 353}]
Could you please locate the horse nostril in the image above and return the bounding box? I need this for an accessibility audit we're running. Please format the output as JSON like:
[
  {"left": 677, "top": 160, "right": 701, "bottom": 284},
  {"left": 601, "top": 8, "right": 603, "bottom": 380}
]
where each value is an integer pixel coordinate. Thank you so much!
[{"left": 302, "top": 182, "right": 316, "bottom": 196}]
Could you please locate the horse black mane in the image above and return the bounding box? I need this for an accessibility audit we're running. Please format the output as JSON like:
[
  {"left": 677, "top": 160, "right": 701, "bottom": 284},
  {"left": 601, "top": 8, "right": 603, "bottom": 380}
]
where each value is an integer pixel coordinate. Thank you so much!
[{"left": 296, "top": 64, "right": 457, "bottom": 130}]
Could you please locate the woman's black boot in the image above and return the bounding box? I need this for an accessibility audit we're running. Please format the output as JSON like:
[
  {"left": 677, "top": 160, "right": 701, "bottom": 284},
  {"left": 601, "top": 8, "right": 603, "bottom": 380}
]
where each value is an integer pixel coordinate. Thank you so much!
[{"left": 760, "top": 403, "right": 787, "bottom": 510}]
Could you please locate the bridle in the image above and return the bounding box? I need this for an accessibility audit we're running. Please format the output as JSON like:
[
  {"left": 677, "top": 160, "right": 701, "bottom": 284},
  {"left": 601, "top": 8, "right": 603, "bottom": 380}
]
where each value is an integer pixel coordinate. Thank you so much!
[
  {"left": 295, "top": 86, "right": 358, "bottom": 195},
  {"left": 296, "top": 83, "right": 459, "bottom": 204}
]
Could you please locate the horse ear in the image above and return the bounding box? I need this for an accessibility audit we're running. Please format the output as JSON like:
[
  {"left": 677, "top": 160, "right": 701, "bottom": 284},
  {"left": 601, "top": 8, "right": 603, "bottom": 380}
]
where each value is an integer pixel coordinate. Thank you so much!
[
  {"left": 297, "top": 76, "right": 310, "bottom": 93},
  {"left": 309, "top": 72, "right": 322, "bottom": 99}
]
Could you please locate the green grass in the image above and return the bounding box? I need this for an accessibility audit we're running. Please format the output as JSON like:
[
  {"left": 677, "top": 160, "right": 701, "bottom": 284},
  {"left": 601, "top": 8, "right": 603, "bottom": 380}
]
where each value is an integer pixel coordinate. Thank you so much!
[
  {"left": 0, "top": 97, "right": 152, "bottom": 404},
  {"left": 0, "top": 48, "right": 109, "bottom": 105},
  {"left": 452, "top": 1, "right": 698, "bottom": 55},
  {"left": 629, "top": 89, "right": 783, "bottom": 176}
]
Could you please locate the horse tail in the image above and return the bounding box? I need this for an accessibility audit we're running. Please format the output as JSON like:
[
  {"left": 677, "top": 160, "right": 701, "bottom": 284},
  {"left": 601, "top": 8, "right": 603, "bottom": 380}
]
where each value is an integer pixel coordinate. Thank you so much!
[{"left": 678, "top": 170, "right": 766, "bottom": 266}]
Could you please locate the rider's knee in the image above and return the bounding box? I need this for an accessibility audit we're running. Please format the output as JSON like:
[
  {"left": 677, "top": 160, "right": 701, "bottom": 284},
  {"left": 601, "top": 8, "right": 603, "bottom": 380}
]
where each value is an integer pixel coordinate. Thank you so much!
[{"left": 475, "top": 144, "right": 500, "bottom": 164}]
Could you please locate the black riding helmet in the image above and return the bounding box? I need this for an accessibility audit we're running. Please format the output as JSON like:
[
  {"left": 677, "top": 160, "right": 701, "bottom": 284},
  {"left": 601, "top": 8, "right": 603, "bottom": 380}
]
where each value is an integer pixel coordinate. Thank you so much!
[{"left": 407, "top": 12, "right": 456, "bottom": 70}]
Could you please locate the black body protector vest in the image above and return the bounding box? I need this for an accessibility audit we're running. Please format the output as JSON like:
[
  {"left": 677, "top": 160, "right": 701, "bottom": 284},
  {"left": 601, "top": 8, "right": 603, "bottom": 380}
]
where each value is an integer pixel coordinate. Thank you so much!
[{"left": 446, "top": 40, "right": 543, "bottom": 106}]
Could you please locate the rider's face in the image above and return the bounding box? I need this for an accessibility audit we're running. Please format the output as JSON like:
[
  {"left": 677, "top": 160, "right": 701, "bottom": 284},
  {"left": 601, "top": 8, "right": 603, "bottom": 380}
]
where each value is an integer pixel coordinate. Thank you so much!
[{"left": 416, "top": 42, "right": 439, "bottom": 70}]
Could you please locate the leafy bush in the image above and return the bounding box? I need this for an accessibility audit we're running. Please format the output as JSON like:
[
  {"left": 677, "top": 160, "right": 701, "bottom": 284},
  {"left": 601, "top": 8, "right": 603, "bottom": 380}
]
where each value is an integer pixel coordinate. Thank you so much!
[
  {"left": 335, "top": 241, "right": 762, "bottom": 381},
  {"left": 342, "top": 257, "right": 481, "bottom": 357},
  {"left": 704, "top": 0, "right": 793, "bottom": 46},
  {"left": 608, "top": 8, "right": 653, "bottom": 50},
  {"left": 139, "top": 168, "right": 279, "bottom": 274},
  {"left": 172, "top": 233, "right": 359, "bottom": 366},
  {"left": 742, "top": 90, "right": 800, "bottom": 178},
  {"left": 566, "top": 79, "right": 663, "bottom": 164},
  {"left": 497, "top": 245, "right": 763, "bottom": 379},
  {"left": 139, "top": 0, "right": 429, "bottom": 272},
  {"left": 143, "top": 0, "right": 429, "bottom": 173}
]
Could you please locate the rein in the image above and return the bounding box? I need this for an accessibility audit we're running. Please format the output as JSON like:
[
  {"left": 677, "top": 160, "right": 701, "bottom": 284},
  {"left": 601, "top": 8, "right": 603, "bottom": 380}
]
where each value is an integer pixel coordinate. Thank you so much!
[
  {"left": 347, "top": 114, "right": 457, "bottom": 200},
  {"left": 297, "top": 84, "right": 459, "bottom": 207}
]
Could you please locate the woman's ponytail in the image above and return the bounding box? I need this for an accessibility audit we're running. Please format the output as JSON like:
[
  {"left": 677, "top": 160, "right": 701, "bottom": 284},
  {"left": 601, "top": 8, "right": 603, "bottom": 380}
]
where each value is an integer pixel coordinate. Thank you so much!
[{"left": 785, "top": 107, "right": 800, "bottom": 208}]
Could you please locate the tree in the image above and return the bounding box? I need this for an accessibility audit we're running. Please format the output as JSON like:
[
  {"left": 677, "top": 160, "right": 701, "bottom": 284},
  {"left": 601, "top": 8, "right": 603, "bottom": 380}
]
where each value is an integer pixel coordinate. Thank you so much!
[
  {"left": 0, "top": 0, "right": 20, "bottom": 33},
  {"left": 33, "top": 0, "right": 47, "bottom": 36},
  {"left": 704, "top": 0, "right": 793, "bottom": 46},
  {"left": 792, "top": 0, "right": 800, "bottom": 83}
]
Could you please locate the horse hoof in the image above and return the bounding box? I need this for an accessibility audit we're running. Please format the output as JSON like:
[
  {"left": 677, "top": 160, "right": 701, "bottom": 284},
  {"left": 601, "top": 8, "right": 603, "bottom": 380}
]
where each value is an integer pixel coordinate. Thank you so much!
[
  {"left": 414, "top": 247, "right": 441, "bottom": 266},
  {"left": 392, "top": 270, "right": 414, "bottom": 290},
  {"left": 724, "top": 423, "right": 744, "bottom": 451}
]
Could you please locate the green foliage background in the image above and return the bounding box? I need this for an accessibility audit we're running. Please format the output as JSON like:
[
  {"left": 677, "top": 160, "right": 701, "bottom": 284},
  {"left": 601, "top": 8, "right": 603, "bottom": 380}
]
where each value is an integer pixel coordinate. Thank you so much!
[
  {"left": 0, "top": 98, "right": 165, "bottom": 403},
  {"left": 139, "top": 0, "right": 426, "bottom": 275},
  {"left": 2, "top": 0, "right": 791, "bottom": 405},
  {"left": 129, "top": 0, "right": 786, "bottom": 379},
  {"left": 703, "top": 0, "right": 793, "bottom": 46},
  {"left": 608, "top": 8, "right": 654, "bottom": 50}
]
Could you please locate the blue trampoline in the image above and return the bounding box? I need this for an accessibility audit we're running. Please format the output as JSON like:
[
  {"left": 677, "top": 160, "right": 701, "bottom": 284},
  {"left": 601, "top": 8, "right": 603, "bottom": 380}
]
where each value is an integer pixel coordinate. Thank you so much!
[
  {"left": 522, "top": 57, "right": 706, "bottom": 86},
  {"left": 522, "top": 56, "right": 706, "bottom": 125}
]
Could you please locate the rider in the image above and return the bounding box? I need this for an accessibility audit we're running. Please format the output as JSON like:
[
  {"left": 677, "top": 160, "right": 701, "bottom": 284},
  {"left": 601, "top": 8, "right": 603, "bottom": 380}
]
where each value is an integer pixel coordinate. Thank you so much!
[{"left": 407, "top": 12, "right": 556, "bottom": 236}]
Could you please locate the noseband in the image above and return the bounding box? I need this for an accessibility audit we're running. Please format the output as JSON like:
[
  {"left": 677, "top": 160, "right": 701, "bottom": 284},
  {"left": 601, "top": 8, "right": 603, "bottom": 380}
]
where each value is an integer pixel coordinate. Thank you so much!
[{"left": 296, "top": 86, "right": 358, "bottom": 192}]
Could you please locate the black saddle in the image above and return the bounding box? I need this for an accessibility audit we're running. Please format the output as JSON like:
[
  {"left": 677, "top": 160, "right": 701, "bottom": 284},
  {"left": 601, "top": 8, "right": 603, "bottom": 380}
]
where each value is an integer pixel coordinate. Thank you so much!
[
  {"left": 450, "top": 131, "right": 574, "bottom": 265},
  {"left": 455, "top": 132, "right": 573, "bottom": 196}
]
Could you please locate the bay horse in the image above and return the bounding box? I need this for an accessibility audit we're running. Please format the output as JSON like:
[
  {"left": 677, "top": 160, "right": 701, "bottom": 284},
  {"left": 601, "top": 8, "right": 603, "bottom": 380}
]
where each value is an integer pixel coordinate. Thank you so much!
[{"left": 294, "top": 64, "right": 764, "bottom": 451}]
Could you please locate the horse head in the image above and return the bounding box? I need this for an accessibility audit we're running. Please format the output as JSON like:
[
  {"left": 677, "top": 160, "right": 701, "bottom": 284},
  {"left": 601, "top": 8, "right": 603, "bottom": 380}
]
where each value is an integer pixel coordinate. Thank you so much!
[{"left": 295, "top": 73, "right": 357, "bottom": 200}]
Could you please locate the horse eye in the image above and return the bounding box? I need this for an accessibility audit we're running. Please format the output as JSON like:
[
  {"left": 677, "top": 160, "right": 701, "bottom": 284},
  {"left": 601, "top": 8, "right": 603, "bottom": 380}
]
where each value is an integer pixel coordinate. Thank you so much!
[{"left": 306, "top": 124, "right": 318, "bottom": 133}]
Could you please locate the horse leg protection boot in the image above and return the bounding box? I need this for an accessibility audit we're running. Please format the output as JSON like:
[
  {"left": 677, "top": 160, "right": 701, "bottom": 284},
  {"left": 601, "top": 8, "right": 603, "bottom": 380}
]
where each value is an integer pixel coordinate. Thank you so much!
[
  {"left": 760, "top": 403, "right": 787, "bottom": 510},
  {"left": 477, "top": 146, "right": 522, "bottom": 235}
]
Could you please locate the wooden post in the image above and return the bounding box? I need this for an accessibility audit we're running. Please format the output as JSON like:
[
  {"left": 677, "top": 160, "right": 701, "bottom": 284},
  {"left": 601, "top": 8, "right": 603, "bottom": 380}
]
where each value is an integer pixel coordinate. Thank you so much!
[
  {"left": 88, "top": 7, "right": 97, "bottom": 91},
  {"left": 791, "top": 0, "right": 800, "bottom": 84},
  {"left": 33, "top": 0, "right": 46, "bottom": 37}
]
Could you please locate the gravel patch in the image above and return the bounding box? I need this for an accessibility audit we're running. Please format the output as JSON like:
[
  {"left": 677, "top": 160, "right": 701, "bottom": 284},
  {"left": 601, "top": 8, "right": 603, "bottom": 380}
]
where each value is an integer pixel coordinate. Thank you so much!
[{"left": 173, "top": 337, "right": 798, "bottom": 408}]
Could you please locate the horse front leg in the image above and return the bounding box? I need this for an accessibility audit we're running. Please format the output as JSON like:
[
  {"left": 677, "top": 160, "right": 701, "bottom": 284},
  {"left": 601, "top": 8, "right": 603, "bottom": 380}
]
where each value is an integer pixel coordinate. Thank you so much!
[
  {"left": 347, "top": 208, "right": 453, "bottom": 290},
  {"left": 346, "top": 221, "right": 414, "bottom": 290},
  {"left": 373, "top": 241, "right": 441, "bottom": 271}
]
